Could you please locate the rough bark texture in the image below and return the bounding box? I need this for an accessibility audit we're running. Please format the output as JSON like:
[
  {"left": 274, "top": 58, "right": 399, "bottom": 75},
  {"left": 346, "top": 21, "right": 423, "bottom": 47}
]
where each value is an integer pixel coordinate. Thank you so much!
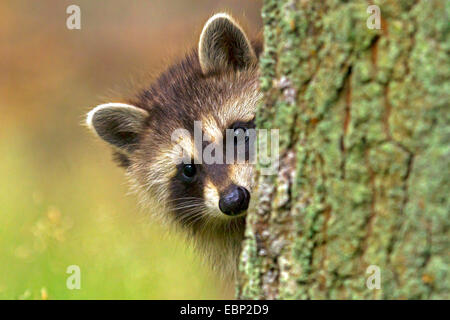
[{"left": 237, "top": 0, "right": 449, "bottom": 299}]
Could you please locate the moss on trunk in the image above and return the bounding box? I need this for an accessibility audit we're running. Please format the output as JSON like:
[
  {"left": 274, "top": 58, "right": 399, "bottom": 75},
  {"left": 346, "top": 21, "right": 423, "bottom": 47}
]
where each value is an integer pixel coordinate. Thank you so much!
[{"left": 238, "top": 0, "right": 449, "bottom": 299}]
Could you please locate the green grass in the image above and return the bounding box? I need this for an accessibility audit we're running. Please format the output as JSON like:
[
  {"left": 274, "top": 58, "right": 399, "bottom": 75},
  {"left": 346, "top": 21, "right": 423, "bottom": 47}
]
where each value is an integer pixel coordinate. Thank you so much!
[{"left": 0, "top": 125, "right": 228, "bottom": 299}]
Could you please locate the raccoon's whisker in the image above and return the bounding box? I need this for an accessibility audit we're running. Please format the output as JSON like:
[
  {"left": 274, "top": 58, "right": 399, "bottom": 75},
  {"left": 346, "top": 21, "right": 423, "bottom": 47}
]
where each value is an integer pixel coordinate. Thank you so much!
[
  {"left": 173, "top": 206, "right": 203, "bottom": 218},
  {"left": 182, "top": 206, "right": 206, "bottom": 219},
  {"left": 170, "top": 196, "right": 203, "bottom": 200},
  {"left": 170, "top": 198, "right": 203, "bottom": 206},
  {"left": 177, "top": 210, "right": 205, "bottom": 229},
  {"left": 171, "top": 203, "right": 204, "bottom": 211},
  {"left": 168, "top": 200, "right": 204, "bottom": 210},
  {"left": 172, "top": 203, "right": 202, "bottom": 210},
  {"left": 183, "top": 214, "right": 204, "bottom": 229},
  {"left": 198, "top": 211, "right": 215, "bottom": 230},
  {"left": 172, "top": 203, "right": 204, "bottom": 212},
  {"left": 167, "top": 197, "right": 204, "bottom": 204}
]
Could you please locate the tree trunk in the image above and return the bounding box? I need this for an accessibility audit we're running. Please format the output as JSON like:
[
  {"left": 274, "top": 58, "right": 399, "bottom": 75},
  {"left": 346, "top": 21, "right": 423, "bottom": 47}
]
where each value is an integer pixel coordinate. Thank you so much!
[{"left": 237, "top": 0, "right": 448, "bottom": 299}]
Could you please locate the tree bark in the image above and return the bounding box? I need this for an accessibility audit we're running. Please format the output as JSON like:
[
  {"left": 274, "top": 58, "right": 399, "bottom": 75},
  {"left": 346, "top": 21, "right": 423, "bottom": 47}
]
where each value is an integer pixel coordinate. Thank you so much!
[{"left": 237, "top": 0, "right": 449, "bottom": 299}]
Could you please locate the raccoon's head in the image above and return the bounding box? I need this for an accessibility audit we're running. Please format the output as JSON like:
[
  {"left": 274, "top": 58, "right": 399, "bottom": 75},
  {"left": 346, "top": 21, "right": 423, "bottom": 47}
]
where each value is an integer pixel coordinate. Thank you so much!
[{"left": 86, "top": 14, "right": 261, "bottom": 236}]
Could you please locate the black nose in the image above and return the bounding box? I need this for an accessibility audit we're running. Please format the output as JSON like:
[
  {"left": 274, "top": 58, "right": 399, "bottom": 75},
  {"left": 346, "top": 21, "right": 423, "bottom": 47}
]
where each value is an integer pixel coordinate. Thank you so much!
[{"left": 219, "top": 186, "right": 250, "bottom": 216}]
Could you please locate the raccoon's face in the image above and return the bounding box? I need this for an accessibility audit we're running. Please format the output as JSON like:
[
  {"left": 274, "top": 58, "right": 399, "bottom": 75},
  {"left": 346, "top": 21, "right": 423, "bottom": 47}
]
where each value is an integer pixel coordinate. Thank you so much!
[{"left": 86, "top": 14, "right": 261, "bottom": 232}]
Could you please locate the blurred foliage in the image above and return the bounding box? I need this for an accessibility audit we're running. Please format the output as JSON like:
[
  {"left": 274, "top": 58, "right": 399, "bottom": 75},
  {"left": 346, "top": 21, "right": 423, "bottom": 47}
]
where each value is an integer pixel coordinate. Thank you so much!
[{"left": 0, "top": 0, "right": 261, "bottom": 299}]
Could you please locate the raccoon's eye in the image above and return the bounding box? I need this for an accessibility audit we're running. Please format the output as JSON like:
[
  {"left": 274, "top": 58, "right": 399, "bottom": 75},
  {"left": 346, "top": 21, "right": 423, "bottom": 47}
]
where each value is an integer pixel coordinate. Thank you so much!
[{"left": 182, "top": 164, "right": 196, "bottom": 180}]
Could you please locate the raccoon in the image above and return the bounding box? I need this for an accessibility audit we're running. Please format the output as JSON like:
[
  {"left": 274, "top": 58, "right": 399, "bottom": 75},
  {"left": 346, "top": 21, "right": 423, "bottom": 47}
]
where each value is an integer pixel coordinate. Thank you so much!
[{"left": 86, "top": 13, "right": 262, "bottom": 279}]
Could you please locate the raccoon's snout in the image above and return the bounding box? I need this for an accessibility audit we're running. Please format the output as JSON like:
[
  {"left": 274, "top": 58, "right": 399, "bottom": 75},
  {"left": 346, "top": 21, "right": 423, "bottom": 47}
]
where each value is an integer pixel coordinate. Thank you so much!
[{"left": 219, "top": 185, "right": 250, "bottom": 216}]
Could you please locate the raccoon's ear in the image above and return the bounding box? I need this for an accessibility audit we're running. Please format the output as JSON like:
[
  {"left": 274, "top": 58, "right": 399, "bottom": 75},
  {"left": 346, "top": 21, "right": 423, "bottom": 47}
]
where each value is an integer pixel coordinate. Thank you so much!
[
  {"left": 198, "top": 13, "right": 257, "bottom": 74},
  {"left": 86, "top": 103, "right": 148, "bottom": 153}
]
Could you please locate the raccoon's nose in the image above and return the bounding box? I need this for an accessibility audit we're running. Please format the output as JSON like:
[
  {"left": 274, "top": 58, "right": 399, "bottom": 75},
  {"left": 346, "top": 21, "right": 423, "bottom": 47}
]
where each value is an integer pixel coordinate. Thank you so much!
[{"left": 219, "top": 186, "right": 250, "bottom": 216}]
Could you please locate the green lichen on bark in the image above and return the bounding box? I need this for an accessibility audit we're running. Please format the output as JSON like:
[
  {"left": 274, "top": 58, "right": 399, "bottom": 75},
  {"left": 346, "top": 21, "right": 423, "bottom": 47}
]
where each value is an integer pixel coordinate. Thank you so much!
[{"left": 238, "top": 0, "right": 449, "bottom": 299}]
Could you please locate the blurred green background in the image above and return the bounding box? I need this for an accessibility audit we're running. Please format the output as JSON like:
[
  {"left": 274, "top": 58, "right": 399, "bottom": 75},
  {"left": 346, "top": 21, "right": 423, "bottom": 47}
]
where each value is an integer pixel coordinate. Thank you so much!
[{"left": 0, "top": 0, "right": 261, "bottom": 299}]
